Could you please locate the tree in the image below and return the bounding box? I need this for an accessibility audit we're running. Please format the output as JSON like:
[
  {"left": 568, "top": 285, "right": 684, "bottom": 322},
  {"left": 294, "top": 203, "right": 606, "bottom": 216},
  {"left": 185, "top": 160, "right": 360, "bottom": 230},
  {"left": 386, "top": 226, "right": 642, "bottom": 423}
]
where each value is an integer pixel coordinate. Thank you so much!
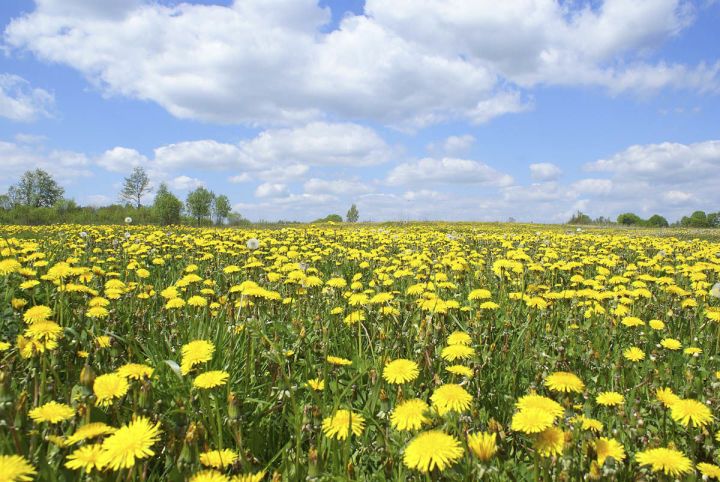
[
  {"left": 567, "top": 210, "right": 592, "bottom": 225},
  {"left": 313, "top": 214, "right": 343, "bottom": 223},
  {"left": 153, "top": 183, "right": 183, "bottom": 225},
  {"left": 647, "top": 214, "right": 669, "bottom": 227},
  {"left": 617, "top": 212, "right": 642, "bottom": 226},
  {"left": 708, "top": 212, "right": 719, "bottom": 228},
  {"left": 8, "top": 169, "right": 64, "bottom": 207},
  {"left": 681, "top": 211, "right": 709, "bottom": 227},
  {"left": 346, "top": 204, "right": 359, "bottom": 223},
  {"left": 0, "top": 194, "right": 11, "bottom": 210},
  {"left": 186, "top": 187, "right": 214, "bottom": 224},
  {"left": 120, "top": 167, "right": 152, "bottom": 208},
  {"left": 212, "top": 194, "right": 231, "bottom": 224}
]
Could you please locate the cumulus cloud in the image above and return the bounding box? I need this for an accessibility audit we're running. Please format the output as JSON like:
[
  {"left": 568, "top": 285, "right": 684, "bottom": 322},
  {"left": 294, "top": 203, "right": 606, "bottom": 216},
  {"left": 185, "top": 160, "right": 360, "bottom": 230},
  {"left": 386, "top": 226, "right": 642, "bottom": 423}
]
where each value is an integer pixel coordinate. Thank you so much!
[
  {"left": 0, "top": 140, "right": 92, "bottom": 183},
  {"left": 154, "top": 140, "right": 258, "bottom": 171},
  {"left": 0, "top": 74, "right": 54, "bottom": 122},
  {"left": 584, "top": 140, "right": 720, "bottom": 183},
  {"left": 255, "top": 182, "right": 290, "bottom": 199},
  {"left": 570, "top": 178, "right": 613, "bottom": 195},
  {"left": 442, "top": 135, "right": 476, "bottom": 156},
  {"left": 167, "top": 175, "right": 205, "bottom": 191},
  {"left": 386, "top": 157, "right": 514, "bottom": 186},
  {"left": 12, "top": 0, "right": 713, "bottom": 128},
  {"left": 239, "top": 122, "right": 394, "bottom": 167},
  {"left": 529, "top": 162, "right": 563, "bottom": 181},
  {"left": 97, "top": 147, "right": 148, "bottom": 173},
  {"left": 96, "top": 122, "right": 392, "bottom": 176},
  {"left": 228, "top": 173, "right": 252, "bottom": 183}
]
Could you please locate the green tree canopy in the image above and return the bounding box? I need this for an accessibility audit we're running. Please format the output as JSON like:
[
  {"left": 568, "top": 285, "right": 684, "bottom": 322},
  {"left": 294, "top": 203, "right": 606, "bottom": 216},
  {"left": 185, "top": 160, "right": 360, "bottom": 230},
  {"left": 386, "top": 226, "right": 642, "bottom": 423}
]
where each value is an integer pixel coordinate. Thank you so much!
[
  {"left": 212, "top": 194, "right": 231, "bottom": 224},
  {"left": 647, "top": 214, "right": 669, "bottom": 227},
  {"left": 567, "top": 211, "right": 592, "bottom": 225},
  {"left": 617, "top": 212, "right": 642, "bottom": 225},
  {"left": 153, "top": 183, "right": 183, "bottom": 225},
  {"left": 7, "top": 169, "right": 65, "bottom": 207},
  {"left": 346, "top": 204, "right": 359, "bottom": 223},
  {"left": 186, "top": 186, "right": 214, "bottom": 224},
  {"left": 120, "top": 167, "right": 152, "bottom": 208}
]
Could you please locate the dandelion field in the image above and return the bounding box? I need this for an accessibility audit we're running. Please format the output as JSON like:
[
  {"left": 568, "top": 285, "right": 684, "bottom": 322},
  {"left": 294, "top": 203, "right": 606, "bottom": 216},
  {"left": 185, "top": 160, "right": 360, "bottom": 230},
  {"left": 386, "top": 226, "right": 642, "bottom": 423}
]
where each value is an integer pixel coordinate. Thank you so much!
[{"left": 2, "top": 223, "right": 720, "bottom": 481}]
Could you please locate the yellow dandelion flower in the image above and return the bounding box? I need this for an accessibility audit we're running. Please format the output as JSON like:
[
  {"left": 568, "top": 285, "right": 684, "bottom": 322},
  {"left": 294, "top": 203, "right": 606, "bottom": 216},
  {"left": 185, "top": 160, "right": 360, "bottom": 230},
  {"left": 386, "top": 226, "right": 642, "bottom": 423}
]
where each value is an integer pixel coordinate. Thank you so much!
[
  {"left": 98, "top": 416, "right": 162, "bottom": 471},
  {"left": 29, "top": 400, "right": 75, "bottom": 423},
  {"left": 596, "top": 391, "right": 624, "bottom": 407},
  {"left": 327, "top": 355, "right": 352, "bottom": 366},
  {"left": 670, "top": 398, "right": 713, "bottom": 427},
  {"left": 193, "top": 371, "right": 230, "bottom": 389},
  {"left": 403, "top": 430, "right": 463, "bottom": 473},
  {"left": 382, "top": 358, "right": 419, "bottom": 384},
  {"left": 0, "top": 454, "right": 37, "bottom": 481},
  {"left": 660, "top": 338, "right": 682, "bottom": 350},
  {"left": 649, "top": 319, "right": 665, "bottom": 330},
  {"left": 511, "top": 408, "right": 554, "bottom": 434},
  {"left": 199, "top": 449, "right": 238, "bottom": 468},
  {"left": 180, "top": 340, "right": 215, "bottom": 375},
  {"left": 117, "top": 363, "right": 154, "bottom": 380},
  {"left": 440, "top": 344, "right": 475, "bottom": 361},
  {"left": 623, "top": 347, "right": 645, "bottom": 362},
  {"left": 593, "top": 437, "right": 625, "bottom": 466},
  {"left": 698, "top": 462, "right": 720, "bottom": 480},
  {"left": 515, "top": 394, "right": 564, "bottom": 419},
  {"left": 534, "top": 426, "right": 564, "bottom": 457},
  {"left": 544, "top": 371, "right": 584, "bottom": 393},
  {"left": 468, "top": 432, "right": 497, "bottom": 462},
  {"left": 446, "top": 331, "right": 471, "bottom": 345},
  {"left": 93, "top": 373, "right": 129, "bottom": 407},
  {"left": 430, "top": 384, "right": 472, "bottom": 416},
  {"left": 390, "top": 399, "right": 430, "bottom": 432},
  {"left": 65, "top": 444, "right": 105, "bottom": 472},
  {"left": 67, "top": 422, "right": 118, "bottom": 445},
  {"left": 635, "top": 446, "right": 692, "bottom": 477},
  {"left": 321, "top": 409, "right": 365, "bottom": 440},
  {"left": 305, "top": 378, "right": 324, "bottom": 391},
  {"left": 190, "top": 470, "right": 229, "bottom": 482}
]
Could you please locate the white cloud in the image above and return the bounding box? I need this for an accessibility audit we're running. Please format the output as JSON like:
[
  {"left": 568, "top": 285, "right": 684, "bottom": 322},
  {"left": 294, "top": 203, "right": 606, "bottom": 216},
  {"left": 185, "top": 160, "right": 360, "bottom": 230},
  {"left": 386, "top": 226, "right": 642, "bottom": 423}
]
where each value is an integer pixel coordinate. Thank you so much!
[
  {"left": 303, "top": 178, "right": 373, "bottom": 196},
  {"left": 7, "top": 0, "right": 663, "bottom": 127},
  {"left": 0, "top": 74, "right": 54, "bottom": 122},
  {"left": 0, "top": 141, "right": 92, "bottom": 183},
  {"left": 386, "top": 157, "right": 514, "bottom": 186},
  {"left": 256, "top": 165, "right": 309, "bottom": 183},
  {"left": 99, "top": 122, "right": 392, "bottom": 176},
  {"left": 228, "top": 173, "right": 252, "bottom": 183},
  {"left": 664, "top": 190, "right": 694, "bottom": 204},
  {"left": 239, "top": 122, "right": 393, "bottom": 167},
  {"left": 529, "top": 162, "right": 563, "bottom": 181},
  {"left": 154, "top": 140, "right": 258, "bottom": 171},
  {"left": 254, "top": 182, "right": 289, "bottom": 199},
  {"left": 570, "top": 178, "right": 613, "bottom": 195},
  {"left": 585, "top": 140, "right": 720, "bottom": 183},
  {"left": 167, "top": 175, "right": 205, "bottom": 191},
  {"left": 442, "top": 135, "right": 476, "bottom": 156},
  {"left": 97, "top": 147, "right": 148, "bottom": 173},
  {"left": 402, "top": 189, "right": 445, "bottom": 201}
]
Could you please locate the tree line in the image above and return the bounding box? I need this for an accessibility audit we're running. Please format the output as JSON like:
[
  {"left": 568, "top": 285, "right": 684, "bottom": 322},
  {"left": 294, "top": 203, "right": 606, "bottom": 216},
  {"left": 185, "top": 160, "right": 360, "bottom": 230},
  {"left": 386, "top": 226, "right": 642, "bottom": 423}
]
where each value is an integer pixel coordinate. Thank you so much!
[
  {"left": 0, "top": 168, "right": 243, "bottom": 226},
  {"left": 0, "top": 168, "right": 362, "bottom": 226},
  {"left": 568, "top": 210, "right": 720, "bottom": 228}
]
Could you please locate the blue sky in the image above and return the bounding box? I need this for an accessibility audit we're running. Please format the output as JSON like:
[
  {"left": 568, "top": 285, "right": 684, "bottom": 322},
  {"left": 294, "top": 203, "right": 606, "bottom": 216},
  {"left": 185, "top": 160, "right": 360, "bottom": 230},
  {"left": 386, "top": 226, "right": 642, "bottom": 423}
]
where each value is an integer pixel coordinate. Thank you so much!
[{"left": 1, "top": 0, "right": 719, "bottom": 222}]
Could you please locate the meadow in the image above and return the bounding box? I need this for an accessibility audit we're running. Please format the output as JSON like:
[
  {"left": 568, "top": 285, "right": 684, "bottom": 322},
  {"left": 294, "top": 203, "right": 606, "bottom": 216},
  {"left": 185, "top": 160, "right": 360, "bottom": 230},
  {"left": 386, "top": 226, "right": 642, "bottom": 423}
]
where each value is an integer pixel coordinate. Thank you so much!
[{"left": 1, "top": 222, "right": 719, "bottom": 481}]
